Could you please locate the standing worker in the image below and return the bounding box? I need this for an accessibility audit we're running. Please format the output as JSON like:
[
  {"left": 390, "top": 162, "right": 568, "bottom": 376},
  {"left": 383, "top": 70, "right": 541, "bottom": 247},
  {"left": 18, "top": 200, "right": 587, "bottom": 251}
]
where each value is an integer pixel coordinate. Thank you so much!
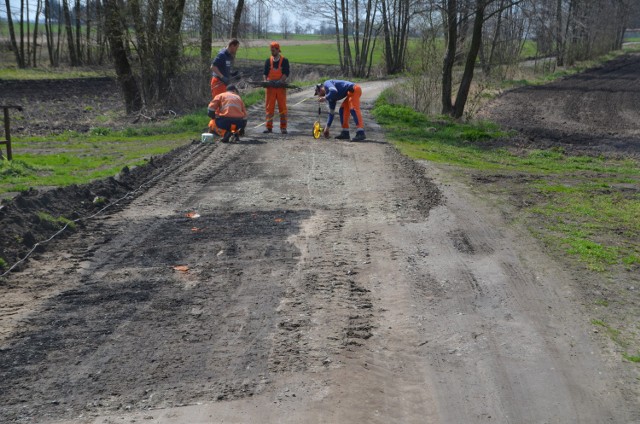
[
  {"left": 207, "top": 85, "right": 248, "bottom": 143},
  {"left": 315, "top": 80, "right": 366, "bottom": 141},
  {"left": 263, "top": 42, "right": 290, "bottom": 134},
  {"left": 211, "top": 39, "right": 240, "bottom": 100}
]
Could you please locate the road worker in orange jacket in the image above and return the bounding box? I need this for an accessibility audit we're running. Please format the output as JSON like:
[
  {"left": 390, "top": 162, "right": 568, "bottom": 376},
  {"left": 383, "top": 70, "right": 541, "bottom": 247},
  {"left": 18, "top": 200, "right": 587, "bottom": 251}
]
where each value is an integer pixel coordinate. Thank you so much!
[
  {"left": 263, "top": 42, "right": 290, "bottom": 134},
  {"left": 207, "top": 85, "right": 247, "bottom": 142}
]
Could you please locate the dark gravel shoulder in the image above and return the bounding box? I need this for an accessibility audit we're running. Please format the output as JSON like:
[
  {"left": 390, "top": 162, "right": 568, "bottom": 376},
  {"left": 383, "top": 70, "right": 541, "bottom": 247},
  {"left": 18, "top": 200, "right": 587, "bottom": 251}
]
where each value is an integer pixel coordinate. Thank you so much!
[{"left": 0, "top": 144, "right": 192, "bottom": 273}]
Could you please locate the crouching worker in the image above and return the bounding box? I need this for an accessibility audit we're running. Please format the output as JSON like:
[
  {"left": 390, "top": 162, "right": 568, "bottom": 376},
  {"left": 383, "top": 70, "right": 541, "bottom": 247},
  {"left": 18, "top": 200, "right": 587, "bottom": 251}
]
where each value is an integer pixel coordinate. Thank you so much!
[
  {"left": 207, "top": 85, "right": 247, "bottom": 142},
  {"left": 315, "top": 80, "right": 366, "bottom": 141}
]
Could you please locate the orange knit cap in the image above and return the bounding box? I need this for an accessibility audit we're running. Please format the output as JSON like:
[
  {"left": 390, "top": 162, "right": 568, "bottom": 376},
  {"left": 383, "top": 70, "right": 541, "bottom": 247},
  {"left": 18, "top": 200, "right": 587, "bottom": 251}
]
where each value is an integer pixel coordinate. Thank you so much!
[{"left": 270, "top": 42, "right": 280, "bottom": 51}]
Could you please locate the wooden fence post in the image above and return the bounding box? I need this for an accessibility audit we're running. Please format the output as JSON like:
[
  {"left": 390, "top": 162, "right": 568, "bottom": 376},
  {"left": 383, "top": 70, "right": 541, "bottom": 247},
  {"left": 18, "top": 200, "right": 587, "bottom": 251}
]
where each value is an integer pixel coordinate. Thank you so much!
[{"left": 0, "top": 105, "right": 23, "bottom": 161}]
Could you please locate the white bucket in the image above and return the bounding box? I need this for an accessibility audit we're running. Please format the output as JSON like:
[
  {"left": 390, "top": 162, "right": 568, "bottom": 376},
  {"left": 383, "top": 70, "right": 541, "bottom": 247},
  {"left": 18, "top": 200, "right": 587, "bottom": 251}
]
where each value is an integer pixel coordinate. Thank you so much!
[{"left": 201, "top": 133, "right": 214, "bottom": 143}]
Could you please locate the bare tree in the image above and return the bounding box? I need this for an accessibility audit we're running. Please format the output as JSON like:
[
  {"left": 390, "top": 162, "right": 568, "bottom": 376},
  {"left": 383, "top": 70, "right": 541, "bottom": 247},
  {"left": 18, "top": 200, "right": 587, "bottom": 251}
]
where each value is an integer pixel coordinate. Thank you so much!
[
  {"left": 380, "top": 0, "right": 411, "bottom": 74},
  {"left": 32, "top": 0, "right": 43, "bottom": 67},
  {"left": 103, "top": 0, "right": 142, "bottom": 112},
  {"left": 281, "top": 12, "right": 290, "bottom": 38},
  {"left": 231, "top": 0, "right": 245, "bottom": 37},
  {"left": 44, "top": 0, "right": 58, "bottom": 66},
  {"left": 330, "top": 0, "right": 379, "bottom": 77},
  {"left": 4, "top": 0, "right": 25, "bottom": 67},
  {"left": 62, "top": 0, "right": 79, "bottom": 65},
  {"left": 442, "top": 0, "right": 527, "bottom": 118},
  {"left": 200, "top": 0, "right": 214, "bottom": 91}
]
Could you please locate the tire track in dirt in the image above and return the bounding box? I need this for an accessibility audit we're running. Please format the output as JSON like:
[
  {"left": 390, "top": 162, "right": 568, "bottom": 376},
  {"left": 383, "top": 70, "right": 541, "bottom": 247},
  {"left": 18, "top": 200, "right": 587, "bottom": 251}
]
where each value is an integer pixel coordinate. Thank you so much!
[{"left": 393, "top": 165, "right": 635, "bottom": 423}]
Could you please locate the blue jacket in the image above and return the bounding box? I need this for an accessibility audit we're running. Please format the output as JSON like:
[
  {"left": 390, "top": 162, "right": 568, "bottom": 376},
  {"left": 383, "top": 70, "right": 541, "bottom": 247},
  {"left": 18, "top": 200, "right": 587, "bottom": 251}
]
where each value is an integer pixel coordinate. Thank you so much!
[
  {"left": 323, "top": 80, "right": 356, "bottom": 109},
  {"left": 211, "top": 48, "right": 234, "bottom": 79},
  {"left": 323, "top": 80, "right": 356, "bottom": 128}
]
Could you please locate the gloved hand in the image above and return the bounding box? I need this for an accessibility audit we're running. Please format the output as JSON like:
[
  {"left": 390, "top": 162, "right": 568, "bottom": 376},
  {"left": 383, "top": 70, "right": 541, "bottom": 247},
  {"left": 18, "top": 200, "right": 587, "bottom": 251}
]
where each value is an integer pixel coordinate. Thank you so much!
[{"left": 221, "top": 76, "right": 230, "bottom": 85}]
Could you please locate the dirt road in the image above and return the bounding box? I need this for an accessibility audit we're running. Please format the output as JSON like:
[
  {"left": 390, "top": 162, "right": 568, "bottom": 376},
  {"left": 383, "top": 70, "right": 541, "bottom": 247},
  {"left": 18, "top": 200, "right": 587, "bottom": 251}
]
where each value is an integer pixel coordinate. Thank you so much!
[{"left": 1, "top": 80, "right": 638, "bottom": 423}]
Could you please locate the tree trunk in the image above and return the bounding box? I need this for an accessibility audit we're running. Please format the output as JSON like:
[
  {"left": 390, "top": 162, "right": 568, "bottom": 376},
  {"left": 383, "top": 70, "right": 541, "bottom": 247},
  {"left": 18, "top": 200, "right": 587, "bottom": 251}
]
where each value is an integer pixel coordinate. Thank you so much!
[
  {"left": 44, "top": 0, "right": 55, "bottom": 66},
  {"left": 86, "top": 1, "right": 91, "bottom": 64},
  {"left": 555, "top": 0, "right": 564, "bottom": 66},
  {"left": 200, "top": 0, "right": 213, "bottom": 95},
  {"left": 231, "top": 0, "right": 244, "bottom": 38},
  {"left": 62, "top": 0, "right": 79, "bottom": 66},
  {"left": 482, "top": 0, "right": 505, "bottom": 75},
  {"left": 441, "top": 0, "right": 457, "bottom": 115},
  {"left": 4, "top": 0, "right": 25, "bottom": 67},
  {"left": 103, "top": 0, "right": 142, "bottom": 113},
  {"left": 160, "top": 0, "right": 187, "bottom": 91},
  {"left": 32, "top": 0, "right": 43, "bottom": 67},
  {"left": 452, "top": 0, "right": 485, "bottom": 118},
  {"left": 381, "top": 0, "right": 394, "bottom": 74},
  {"left": 20, "top": 0, "right": 25, "bottom": 66},
  {"left": 75, "top": 0, "right": 82, "bottom": 64},
  {"left": 333, "top": 0, "right": 344, "bottom": 70},
  {"left": 340, "top": 0, "right": 353, "bottom": 74}
]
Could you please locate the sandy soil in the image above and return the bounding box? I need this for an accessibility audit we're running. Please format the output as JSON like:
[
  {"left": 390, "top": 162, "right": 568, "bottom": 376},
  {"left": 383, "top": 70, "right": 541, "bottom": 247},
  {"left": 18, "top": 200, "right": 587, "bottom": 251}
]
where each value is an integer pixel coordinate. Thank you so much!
[{"left": 0, "top": 67, "right": 639, "bottom": 423}]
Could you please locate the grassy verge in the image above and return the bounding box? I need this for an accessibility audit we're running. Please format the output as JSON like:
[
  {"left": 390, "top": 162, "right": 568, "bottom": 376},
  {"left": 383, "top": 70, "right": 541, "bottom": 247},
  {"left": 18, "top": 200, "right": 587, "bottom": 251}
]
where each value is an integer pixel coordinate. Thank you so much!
[
  {"left": 0, "top": 67, "right": 113, "bottom": 80},
  {"left": 373, "top": 93, "right": 640, "bottom": 361}
]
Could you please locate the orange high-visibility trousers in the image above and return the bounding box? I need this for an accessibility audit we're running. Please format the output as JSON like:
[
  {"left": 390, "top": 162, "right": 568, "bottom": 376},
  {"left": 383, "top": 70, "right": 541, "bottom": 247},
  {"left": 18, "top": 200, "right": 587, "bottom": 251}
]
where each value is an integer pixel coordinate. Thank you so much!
[
  {"left": 210, "top": 76, "right": 227, "bottom": 99},
  {"left": 339, "top": 84, "right": 364, "bottom": 129},
  {"left": 265, "top": 87, "right": 287, "bottom": 130},
  {"left": 208, "top": 119, "right": 225, "bottom": 137}
]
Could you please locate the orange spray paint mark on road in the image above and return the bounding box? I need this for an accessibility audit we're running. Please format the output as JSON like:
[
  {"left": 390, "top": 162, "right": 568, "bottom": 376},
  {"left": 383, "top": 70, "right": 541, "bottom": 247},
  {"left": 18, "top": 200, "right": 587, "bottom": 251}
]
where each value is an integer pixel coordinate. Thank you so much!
[{"left": 172, "top": 265, "right": 190, "bottom": 273}]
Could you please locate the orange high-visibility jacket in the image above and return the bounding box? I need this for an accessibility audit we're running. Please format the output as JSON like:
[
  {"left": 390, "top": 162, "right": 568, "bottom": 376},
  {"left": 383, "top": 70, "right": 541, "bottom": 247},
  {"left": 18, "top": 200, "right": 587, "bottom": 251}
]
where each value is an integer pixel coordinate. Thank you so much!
[{"left": 209, "top": 91, "right": 247, "bottom": 119}]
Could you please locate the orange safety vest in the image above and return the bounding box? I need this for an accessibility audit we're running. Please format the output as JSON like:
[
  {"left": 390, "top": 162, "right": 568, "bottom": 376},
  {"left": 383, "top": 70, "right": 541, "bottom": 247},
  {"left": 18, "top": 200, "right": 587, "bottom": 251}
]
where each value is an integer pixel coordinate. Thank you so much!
[
  {"left": 209, "top": 91, "right": 247, "bottom": 119},
  {"left": 267, "top": 56, "right": 284, "bottom": 81}
]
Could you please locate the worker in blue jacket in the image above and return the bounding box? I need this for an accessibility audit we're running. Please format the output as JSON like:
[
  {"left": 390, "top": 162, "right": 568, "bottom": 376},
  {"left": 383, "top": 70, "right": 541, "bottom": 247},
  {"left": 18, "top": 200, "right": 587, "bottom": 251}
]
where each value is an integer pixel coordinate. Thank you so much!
[
  {"left": 210, "top": 39, "right": 240, "bottom": 99},
  {"left": 315, "top": 80, "right": 366, "bottom": 141}
]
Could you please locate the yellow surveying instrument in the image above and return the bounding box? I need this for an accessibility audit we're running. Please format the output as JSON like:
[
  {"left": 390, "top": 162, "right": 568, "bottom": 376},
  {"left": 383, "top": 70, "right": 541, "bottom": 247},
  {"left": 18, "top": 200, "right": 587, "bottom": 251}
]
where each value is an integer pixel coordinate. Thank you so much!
[{"left": 313, "top": 106, "right": 323, "bottom": 139}]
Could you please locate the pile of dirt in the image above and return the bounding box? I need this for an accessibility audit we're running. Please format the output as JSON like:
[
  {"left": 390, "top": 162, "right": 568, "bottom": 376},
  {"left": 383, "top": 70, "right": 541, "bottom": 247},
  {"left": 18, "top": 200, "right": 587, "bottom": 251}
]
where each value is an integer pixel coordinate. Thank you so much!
[{"left": 479, "top": 52, "right": 640, "bottom": 158}]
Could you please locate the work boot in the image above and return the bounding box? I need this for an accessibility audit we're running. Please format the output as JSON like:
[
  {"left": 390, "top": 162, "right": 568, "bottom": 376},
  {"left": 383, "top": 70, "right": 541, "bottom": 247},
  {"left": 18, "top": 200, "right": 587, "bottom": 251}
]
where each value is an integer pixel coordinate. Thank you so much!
[
  {"left": 335, "top": 130, "right": 350, "bottom": 140},
  {"left": 351, "top": 130, "right": 366, "bottom": 142},
  {"left": 281, "top": 128, "right": 288, "bottom": 134},
  {"left": 263, "top": 128, "right": 272, "bottom": 133},
  {"left": 221, "top": 131, "right": 232, "bottom": 143}
]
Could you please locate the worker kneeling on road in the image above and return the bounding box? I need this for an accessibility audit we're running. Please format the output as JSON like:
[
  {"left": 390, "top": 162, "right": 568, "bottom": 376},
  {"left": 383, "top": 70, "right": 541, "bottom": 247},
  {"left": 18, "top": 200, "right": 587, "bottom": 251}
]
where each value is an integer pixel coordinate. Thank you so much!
[
  {"left": 207, "top": 85, "right": 247, "bottom": 143},
  {"left": 315, "top": 80, "right": 366, "bottom": 141}
]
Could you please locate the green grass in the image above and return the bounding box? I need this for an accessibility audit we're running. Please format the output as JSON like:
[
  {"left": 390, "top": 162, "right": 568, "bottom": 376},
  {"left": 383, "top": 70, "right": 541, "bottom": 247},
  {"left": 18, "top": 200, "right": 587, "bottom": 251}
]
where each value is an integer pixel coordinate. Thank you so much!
[
  {"left": 0, "top": 257, "right": 6, "bottom": 270},
  {"left": 1, "top": 134, "right": 188, "bottom": 194},
  {"left": 0, "top": 67, "right": 112, "bottom": 80},
  {"left": 236, "top": 42, "right": 384, "bottom": 66},
  {"left": 37, "top": 211, "right": 77, "bottom": 229},
  {"left": 591, "top": 319, "right": 639, "bottom": 362},
  {"left": 591, "top": 319, "right": 627, "bottom": 346},
  {"left": 372, "top": 93, "right": 640, "bottom": 273}
]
